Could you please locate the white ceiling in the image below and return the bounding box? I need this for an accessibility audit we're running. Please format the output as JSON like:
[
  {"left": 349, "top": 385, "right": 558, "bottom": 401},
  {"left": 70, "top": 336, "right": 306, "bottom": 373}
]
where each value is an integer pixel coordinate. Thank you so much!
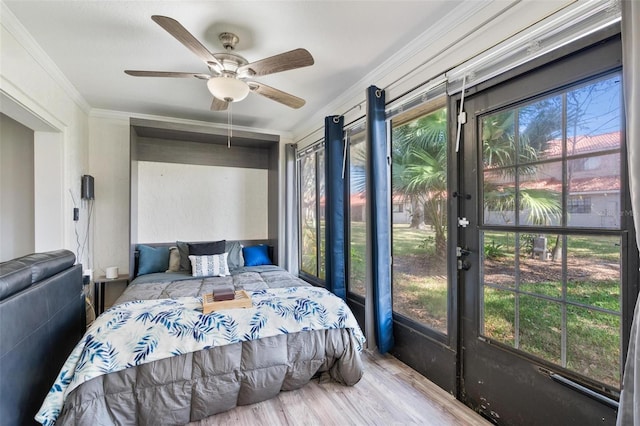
[{"left": 3, "top": 0, "right": 470, "bottom": 136}]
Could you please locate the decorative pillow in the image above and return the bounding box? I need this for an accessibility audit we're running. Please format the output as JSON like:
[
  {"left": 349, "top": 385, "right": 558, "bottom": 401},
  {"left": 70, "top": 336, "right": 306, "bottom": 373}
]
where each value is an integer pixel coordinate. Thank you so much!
[
  {"left": 225, "top": 241, "right": 244, "bottom": 270},
  {"left": 137, "top": 245, "right": 170, "bottom": 276},
  {"left": 188, "top": 240, "right": 226, "bottom": 256},
  {"left": 176, "top": 241, "right": 190, "bottom": 272},
  {"left": 188, "top": 253, "right": 230, "bottom": 277},
  {"left": 242, "top": 244, "right": 272, "bottom": 267},
  {"left": 166, "top": 246, "right": 181, "bottom": 272}
]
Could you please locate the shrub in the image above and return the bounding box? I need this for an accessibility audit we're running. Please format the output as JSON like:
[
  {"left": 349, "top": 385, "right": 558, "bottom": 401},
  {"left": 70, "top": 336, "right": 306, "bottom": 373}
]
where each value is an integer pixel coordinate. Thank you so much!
[
  {"left": 484, "top": 240, "right": 506, "bottom": 259},
  {"left": 418, "top": 236, "right": 437, "bottom": 256}
]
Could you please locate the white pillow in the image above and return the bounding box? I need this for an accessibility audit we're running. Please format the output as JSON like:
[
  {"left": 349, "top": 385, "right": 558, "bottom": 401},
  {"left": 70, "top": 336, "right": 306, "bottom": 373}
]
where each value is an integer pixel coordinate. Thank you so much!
[{"left": 188, "top": 253, "right": 230, "bottom": 277}]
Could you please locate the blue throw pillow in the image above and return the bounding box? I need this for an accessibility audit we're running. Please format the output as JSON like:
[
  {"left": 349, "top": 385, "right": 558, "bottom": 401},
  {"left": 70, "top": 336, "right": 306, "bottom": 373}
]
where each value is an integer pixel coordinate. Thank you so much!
[
  {"left": 242, "top": 244, "right": 272, "bottom": 267},
  {"left": 137, "top": 245, "right": 170, "bottom": 276}
]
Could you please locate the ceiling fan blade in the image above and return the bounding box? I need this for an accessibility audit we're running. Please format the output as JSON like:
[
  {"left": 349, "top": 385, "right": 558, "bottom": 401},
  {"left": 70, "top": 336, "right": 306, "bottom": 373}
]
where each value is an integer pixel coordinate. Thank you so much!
[
  {"left": 211, "top": 97, "right": 229, "bottom": 111},
  {"left": 125, "top": 70, "right": 211, "bottom": 80},
  {"left": 238, "top": 48, "right": 314, "bottom": 77},
  {"left": 248, "top": 82, "right": 306, "bottom": 109},
  {"left": 151, "top": 15, "right": 223, "bottom": 68}
]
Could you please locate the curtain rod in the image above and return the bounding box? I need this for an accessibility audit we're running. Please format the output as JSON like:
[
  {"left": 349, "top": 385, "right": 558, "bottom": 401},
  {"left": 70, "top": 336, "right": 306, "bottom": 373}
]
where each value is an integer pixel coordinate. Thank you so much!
[
  {"left": 296, "top": 112, "right": 366, "bottom": 154},
  {"left": 295, "top": 101, "right": 364, "bottom": 147}
]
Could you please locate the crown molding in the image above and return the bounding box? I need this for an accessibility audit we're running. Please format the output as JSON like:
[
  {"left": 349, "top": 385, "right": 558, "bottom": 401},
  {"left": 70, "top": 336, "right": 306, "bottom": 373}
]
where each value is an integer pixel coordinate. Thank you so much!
[
  {"left": 89, "top": 108, "right": 293, "bottom": 140},
  {"left": 1, "top": 77, "right": 65, "bottom": 131},
  {"left": 1, "top": 2, "right": 91, "bottom": 114},
  {"left": 290, "top": 0, "right": 497, "bottom": 142}
]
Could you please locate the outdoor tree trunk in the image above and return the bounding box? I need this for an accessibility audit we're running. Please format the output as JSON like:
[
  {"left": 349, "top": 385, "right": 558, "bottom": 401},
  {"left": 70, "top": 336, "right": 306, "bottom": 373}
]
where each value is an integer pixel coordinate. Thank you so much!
[
  {"left": 435, "top": 232, "right": 447, "bottom": 260},
  {"left": 410, "top": 197, "right": 425, "bottom": 229},
  {"left": 552, "top": 234, "right": 562, "bottom": 261}
]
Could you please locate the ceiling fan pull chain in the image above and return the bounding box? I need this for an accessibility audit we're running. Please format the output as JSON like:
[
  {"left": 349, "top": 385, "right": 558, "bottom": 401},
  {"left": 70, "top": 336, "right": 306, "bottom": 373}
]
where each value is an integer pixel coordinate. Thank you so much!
[{"left": 227, "top": 102, "right": 232, "bottom": 148}]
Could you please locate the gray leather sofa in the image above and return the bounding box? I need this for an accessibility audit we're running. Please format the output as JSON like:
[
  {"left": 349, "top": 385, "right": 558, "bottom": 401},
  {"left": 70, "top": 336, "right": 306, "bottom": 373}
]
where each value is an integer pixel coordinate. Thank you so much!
[{"left": 0, "top": 250, "right": 85, "bottom": 425}]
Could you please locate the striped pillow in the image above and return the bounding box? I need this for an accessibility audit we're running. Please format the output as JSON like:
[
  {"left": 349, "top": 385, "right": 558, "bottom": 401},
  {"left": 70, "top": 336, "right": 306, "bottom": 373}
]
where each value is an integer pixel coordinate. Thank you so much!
[{"left": 188, "top": 253, "right": 230, "bottom": 277}]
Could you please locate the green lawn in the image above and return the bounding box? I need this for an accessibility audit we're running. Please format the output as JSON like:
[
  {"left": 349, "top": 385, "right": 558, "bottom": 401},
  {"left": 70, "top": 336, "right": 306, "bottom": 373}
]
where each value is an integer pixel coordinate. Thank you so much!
[
  {"left": 484, "top": 285, "right": 620, "bottom": 386},
  {"left": 347, "top": 222, "right": 448, "bottom": 332},
  {"left": 347, "top": 222, "right": 621, "bottom": 387},
  {"left": 482, "top": 232, "right": 620, "bottom": 262}
]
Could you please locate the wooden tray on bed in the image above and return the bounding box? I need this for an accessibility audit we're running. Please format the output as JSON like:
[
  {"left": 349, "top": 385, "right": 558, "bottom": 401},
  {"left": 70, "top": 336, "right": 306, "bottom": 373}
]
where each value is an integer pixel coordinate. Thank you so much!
[{"left": 202, "top": 290, "right": 253, "bottom": 314}]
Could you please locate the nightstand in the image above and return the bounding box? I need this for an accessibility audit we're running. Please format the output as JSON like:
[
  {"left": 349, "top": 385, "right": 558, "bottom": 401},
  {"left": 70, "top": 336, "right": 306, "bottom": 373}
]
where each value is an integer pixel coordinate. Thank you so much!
[
  {"left": 83, "top": 282, "right": 95, "bottom": 326},
  {"left": 94, "top": 274, "right": 129, "bottom": 315}
]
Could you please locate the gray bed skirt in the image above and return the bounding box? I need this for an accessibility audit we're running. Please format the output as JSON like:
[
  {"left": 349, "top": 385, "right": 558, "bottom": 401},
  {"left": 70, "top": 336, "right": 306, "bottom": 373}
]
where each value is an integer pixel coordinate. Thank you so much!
[{"left": 55, "top": 328, "right": 363, "bottom": 425}]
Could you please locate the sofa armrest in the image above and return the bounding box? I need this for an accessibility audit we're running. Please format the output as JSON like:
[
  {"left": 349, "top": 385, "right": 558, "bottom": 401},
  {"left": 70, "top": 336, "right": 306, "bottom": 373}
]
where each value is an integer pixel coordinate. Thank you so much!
[{"left": 0, "top": 250, "right": 75, "bottom": 301}]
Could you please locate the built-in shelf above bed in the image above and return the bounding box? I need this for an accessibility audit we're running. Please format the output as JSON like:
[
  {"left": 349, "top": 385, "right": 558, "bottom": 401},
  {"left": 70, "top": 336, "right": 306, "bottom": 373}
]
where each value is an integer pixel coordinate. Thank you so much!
[{"left": 129, "top": 118, "right": 280, "bottom": 276}]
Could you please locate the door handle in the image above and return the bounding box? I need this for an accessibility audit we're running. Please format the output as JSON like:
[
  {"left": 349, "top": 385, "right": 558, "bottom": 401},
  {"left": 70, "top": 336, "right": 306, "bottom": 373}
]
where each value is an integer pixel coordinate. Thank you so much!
[
  {"left": 458, "top": 259, "right": 471, "bottom": 271},
  {"left": 457, "top": 247, "right": 472, "bottom": 270},
  {"left": 457, "top": 247, "right": 471, "bottom": 257},
  {"left": 452, "top": 191, "right": 472, "bottom": 200}
]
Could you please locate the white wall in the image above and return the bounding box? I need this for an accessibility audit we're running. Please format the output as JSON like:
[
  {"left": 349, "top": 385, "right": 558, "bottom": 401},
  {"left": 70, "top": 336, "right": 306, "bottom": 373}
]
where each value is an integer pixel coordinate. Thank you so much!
[
  {"left": 88, "top": 112, "right": 130, "bottom": 277},
  {"left": 0, "top": 113, "right": 35, "bottom": 260},
  {"left": 0, "top": 7, "right": 90, "bottom": 264},
  {"left": 137, "top": 161, "right": 269, "bottom": 242},
  {"left": 33, "top": 131, "right": 64, "bottom": 252}
]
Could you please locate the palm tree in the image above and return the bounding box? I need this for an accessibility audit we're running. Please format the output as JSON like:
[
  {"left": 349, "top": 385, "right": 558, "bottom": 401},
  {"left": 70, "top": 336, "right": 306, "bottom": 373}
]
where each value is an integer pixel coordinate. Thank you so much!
[
  {"left": 392, "top": 109, "right": 448, "bottom": 255},
  {"left": 482, "top": 105, "right": 562, "bottom": 257}
]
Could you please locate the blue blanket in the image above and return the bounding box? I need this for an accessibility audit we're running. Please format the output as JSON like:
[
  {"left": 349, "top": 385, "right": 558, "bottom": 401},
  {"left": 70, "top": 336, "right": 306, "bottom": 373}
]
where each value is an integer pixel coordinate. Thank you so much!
[{"left": 36, "top": 286, "right": 365, "bottom": 425}]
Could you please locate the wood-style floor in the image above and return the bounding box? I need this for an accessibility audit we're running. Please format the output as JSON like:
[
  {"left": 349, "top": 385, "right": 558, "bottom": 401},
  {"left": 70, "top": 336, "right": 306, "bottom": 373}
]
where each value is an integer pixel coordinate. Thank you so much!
[{"left": 190, "top": 350, "right": 491, "bottom": 426}]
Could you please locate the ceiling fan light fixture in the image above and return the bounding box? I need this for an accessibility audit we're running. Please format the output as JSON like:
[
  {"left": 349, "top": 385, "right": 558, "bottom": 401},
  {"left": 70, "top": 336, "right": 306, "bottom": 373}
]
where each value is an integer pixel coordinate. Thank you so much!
[
  {"left": 207, "top": 76, "right": 250, "bottom": 102},
  {"left": 126, "top": 18, "right": 313, "bottom": 110}
]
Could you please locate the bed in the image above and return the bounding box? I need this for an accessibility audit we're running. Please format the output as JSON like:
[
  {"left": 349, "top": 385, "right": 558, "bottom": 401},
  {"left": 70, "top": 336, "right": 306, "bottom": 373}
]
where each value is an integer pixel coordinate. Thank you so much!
[{"left": 36, "top": 240, "right": 365, "bottom": 426}]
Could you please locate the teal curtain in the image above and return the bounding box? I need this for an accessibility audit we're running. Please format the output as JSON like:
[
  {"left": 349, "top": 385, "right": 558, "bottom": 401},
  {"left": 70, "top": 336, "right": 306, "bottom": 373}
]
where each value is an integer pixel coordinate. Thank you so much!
[
  {"left": 366, "top": 85, "right": 394, "bottom": 353},
  {"left": 324, "top": 115, "right": 346, "bottom": 300}
]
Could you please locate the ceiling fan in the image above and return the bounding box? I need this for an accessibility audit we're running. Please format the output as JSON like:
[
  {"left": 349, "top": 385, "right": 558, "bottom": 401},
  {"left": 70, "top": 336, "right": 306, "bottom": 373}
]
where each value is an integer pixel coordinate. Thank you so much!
[{"left": 125, "top": 15, "right": 314, "bottom": 111}]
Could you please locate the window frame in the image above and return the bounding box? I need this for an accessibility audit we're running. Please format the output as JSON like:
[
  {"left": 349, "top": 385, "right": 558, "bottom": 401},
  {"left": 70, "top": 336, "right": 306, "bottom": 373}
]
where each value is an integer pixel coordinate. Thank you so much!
[
  {"left": 471, "top": 59, "right": 637, "bottom": 395},
  {"left": 345, "top": 122, "right": 367, "bottom": 300},
  {"left": 296, "top": 142, "right": 326, "bottom": 286},
  {"left": 388, "top": 95, "right": 453, "bottom": 343}
]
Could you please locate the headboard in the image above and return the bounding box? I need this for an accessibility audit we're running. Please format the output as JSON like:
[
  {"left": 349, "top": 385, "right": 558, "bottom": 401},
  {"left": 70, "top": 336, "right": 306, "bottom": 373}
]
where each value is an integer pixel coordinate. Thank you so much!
[{"left": 130, "top": 239, "right": 275, "bottom": 280}]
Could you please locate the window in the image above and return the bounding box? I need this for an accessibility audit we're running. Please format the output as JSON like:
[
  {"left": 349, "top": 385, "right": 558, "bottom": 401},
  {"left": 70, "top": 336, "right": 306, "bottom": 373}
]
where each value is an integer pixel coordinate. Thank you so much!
[
  {"left": 572, "top": 157, "right": 601, "bottom": 171},
  {"left": 391, "top": 102, "right": 449, "bottom": 334},
  {"left": 480, "top": 72, "right": 624, "bottom": 388},
  {"left": 348, "top": 126, "right": 367, "bottom": 297},
  {"left": 567, "top": 196, "right": 591, "bottom": 214},
  {"left": 297, "top": 145, "right": 325, "bottom": 281},
  {"left": 297, "top": 123, "right": 367, "bottom": 295}
]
